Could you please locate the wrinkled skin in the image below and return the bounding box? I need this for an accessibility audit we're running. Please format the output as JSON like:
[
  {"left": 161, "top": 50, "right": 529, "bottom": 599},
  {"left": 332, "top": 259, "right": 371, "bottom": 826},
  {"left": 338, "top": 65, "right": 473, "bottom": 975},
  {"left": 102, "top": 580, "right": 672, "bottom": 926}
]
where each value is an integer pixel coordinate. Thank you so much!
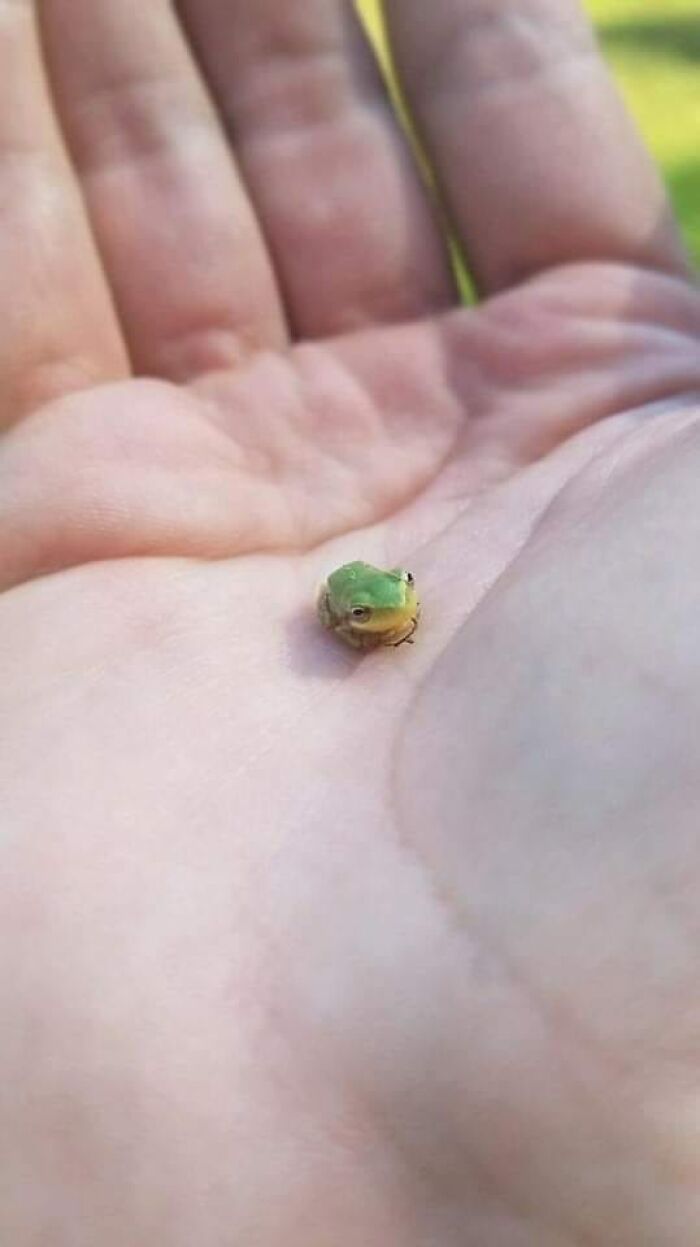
[{"left": 1, "top": 2, "right": 700, "bottom": 1244}]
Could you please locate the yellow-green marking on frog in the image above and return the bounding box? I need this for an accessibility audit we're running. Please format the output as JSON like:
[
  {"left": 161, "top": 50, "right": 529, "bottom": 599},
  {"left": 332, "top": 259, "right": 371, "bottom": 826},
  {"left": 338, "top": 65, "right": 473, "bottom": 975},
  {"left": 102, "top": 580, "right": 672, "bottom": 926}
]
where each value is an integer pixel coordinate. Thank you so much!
[{"left": 317, "top": 561, "right": 420, "bottom": 650}]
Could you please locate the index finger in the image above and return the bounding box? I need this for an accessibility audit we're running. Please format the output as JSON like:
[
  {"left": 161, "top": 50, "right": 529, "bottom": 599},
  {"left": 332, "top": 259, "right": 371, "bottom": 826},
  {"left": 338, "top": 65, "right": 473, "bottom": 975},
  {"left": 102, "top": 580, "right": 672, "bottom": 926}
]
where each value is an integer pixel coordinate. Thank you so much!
[{"left": 383, "top": 0, "right": 691, "bottom": 294}]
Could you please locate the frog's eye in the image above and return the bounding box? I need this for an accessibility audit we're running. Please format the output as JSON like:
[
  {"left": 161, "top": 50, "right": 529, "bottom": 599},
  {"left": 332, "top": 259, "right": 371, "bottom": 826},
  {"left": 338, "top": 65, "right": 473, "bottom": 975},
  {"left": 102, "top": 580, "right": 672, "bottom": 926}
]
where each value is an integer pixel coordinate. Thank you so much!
[
  {"left": 405, "top": 572, "right": 414, "bottom": 585},
  {"left": 350, "top": 605, "right": 371, "bottom": 622}
]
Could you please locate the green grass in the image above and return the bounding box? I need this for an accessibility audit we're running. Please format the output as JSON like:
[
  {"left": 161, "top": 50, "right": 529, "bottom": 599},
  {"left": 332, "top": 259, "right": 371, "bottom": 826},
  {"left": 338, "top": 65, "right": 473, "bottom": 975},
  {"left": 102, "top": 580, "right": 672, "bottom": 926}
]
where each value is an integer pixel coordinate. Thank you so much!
[
  {"left": 357, "top": 0, "right": 700, "bottom": 267},
  {"left": 590, "top": 0, "right": 700, "bottom": 263}
]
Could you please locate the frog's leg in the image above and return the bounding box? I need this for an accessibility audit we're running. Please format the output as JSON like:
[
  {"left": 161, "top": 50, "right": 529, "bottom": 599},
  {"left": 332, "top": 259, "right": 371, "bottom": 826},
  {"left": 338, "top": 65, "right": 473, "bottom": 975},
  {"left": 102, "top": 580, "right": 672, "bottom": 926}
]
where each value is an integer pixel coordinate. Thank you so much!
[
  {"left": 338, "top": 626, "right": 370, "bottom": 650},
  {"left": 316, "top": 586, "right": 335, "bottom": 630}
]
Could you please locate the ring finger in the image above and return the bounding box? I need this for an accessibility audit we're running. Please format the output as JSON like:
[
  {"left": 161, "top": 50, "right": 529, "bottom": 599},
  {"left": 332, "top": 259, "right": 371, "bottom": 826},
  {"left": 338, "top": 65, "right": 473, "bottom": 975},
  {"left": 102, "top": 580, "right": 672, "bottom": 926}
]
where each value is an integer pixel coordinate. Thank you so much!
[
  {"left": 40, "top": 0, "right": 288, "bottom": 383},
  {"left": 0, "top": 0, "right": 128, "bottom": 429},
  {"left": 177, "top": 0, "right": 456, "bottom": 338}
]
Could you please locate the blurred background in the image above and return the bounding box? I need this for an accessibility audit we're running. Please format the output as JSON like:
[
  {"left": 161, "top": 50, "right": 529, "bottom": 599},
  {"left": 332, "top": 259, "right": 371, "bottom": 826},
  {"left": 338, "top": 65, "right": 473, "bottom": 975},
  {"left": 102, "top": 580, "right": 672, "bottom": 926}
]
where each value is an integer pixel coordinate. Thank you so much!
[{"left": 356, "top": 0, "right": 700, "bottom": 269}]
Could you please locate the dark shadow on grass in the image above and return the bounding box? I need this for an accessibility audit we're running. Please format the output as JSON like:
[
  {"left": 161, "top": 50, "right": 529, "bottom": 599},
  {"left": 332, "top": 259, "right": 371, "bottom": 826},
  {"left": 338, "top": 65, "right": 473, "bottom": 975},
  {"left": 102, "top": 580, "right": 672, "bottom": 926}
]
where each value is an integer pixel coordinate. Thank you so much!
[{"left": 599, "top": 18, "right": 700, "bottom": 64}]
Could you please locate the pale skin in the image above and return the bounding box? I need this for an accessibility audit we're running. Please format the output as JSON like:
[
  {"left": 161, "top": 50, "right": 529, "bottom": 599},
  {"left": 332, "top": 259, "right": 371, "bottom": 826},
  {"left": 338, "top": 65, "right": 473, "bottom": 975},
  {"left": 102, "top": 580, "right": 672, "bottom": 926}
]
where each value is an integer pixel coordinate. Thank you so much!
[{"left": 1, "top": 0, "right": 700, "bottom": 1243}]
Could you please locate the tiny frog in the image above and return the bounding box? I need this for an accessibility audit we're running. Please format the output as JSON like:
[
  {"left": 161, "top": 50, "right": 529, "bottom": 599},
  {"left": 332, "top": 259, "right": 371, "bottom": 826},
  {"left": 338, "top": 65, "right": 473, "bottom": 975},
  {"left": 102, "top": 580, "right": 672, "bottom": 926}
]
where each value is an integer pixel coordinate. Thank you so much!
[{"left": 317, "top": 561, "right": 420, "bottom": 650}]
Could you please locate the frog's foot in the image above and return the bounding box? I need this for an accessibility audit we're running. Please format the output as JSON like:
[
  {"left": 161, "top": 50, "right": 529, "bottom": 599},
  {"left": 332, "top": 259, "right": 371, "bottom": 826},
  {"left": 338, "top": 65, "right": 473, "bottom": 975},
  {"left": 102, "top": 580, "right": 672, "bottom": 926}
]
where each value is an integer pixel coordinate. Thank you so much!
[{"left": 391, "top": 617, "right": 418, "bottom": 647}]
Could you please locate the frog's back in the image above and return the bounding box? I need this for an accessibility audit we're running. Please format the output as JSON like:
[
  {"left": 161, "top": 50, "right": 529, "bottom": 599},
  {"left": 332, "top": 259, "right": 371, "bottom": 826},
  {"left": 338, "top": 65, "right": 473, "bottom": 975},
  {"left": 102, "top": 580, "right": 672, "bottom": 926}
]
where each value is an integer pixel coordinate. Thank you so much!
[
  {"left": 326, "top": 562, "right": 370, "bottom": 594},
  {"left": 327, "top": 562, "right": 406, "bottom": 609}
]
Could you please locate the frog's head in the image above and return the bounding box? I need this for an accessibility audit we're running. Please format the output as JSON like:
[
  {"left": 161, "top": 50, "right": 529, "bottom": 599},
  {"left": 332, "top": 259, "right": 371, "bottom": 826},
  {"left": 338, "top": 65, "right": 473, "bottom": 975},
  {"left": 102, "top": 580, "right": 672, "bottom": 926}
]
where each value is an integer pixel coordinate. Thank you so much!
[{"left": 327, "top": 562, "right": 417, "bottom": 637}]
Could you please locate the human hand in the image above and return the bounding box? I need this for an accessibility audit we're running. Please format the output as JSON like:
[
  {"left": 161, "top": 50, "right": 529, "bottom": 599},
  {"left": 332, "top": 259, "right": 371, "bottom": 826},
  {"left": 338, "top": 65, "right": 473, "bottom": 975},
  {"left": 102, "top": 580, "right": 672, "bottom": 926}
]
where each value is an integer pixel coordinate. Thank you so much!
[{"left": 1, "top": 1, "right": 699, "bottom": 1243}]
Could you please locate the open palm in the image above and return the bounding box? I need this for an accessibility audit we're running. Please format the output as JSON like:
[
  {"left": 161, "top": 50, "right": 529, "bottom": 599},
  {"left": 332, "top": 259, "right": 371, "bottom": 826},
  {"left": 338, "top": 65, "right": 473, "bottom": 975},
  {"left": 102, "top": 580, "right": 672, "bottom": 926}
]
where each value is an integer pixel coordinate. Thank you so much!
[{"left": 2, "top": 2, "right": 700, "bottom": 1243}]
